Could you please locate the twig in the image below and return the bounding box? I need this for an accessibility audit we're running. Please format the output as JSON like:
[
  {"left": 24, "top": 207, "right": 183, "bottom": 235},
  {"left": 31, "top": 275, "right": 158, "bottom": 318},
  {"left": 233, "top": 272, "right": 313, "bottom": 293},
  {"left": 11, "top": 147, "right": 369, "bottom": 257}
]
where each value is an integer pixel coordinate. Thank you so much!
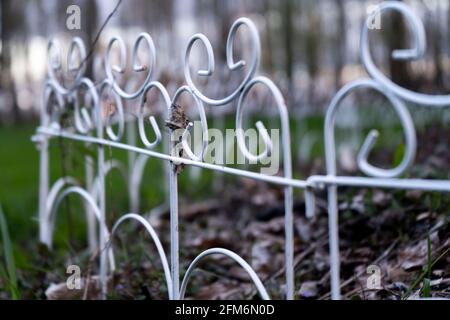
[
  {"left": 268, "top": 234, "right": 328, "bottom": 282},
  {"left": 320, "top": 238, "right": 399, "bottom": 300},
  {"left": 79, "top": 0, "right": 123, "bottom": 70},
  {"left": 82, "top": 249, "right": 100, "bottom": 300}
]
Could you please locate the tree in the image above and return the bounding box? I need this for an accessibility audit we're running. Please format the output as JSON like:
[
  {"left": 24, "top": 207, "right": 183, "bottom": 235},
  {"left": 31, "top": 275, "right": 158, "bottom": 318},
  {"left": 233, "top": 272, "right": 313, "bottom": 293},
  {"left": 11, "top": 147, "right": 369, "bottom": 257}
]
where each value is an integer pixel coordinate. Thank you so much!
[
  {"left": 303, "top": 2, "right": 322, "bottom": 105},
  {"left": 281, "top": 0, "right": 295, "bottom": 86},
  {"left": 333, "top": 0, "right": 346, "bottom": 89},
  {"left": 0, "top": 0, "right": 20, "bottom": 123},
  {"left": 430, "top": 2, "right": 444, "bottom": 89},
  {"left": 84, "top": 0, "right": 98, "bottom": 79},
  {"left": 385, "top": 0, "right": 413, "bottom": 88}
]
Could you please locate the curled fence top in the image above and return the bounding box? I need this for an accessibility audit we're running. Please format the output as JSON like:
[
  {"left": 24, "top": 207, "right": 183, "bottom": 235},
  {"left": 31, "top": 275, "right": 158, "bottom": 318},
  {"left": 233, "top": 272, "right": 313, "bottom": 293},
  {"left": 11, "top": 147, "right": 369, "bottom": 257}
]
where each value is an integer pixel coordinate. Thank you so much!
[{"left": 40, "top": 15, "right": 294, "bottom": 171}]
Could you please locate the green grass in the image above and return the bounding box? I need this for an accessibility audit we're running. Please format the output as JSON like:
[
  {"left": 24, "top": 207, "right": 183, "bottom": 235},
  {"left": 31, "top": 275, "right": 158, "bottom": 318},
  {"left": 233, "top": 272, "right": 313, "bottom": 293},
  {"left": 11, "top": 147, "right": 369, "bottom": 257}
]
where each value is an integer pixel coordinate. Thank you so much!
[
  {"left": 0, "top": 107, "right": 443, "bottom": 298},
  {"left": 0, "top": 125, "right": 47, "bottom": 248},
  {"left": 0, "top": 113, "right": 410, "bottom": 245},
  {"left": 0, "top": 205, "right": 19, "bottom": 299},
  {"left": 0, "top": 123, "right": 217, "bottom": 249}
]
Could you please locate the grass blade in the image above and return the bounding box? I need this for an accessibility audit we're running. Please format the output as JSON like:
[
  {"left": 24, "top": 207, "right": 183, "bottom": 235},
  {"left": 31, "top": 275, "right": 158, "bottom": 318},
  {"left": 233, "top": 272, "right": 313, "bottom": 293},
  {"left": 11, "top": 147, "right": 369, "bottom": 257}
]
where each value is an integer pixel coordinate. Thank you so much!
[{"left": 0, "top": 205, "right": 20, "bottom": 299}]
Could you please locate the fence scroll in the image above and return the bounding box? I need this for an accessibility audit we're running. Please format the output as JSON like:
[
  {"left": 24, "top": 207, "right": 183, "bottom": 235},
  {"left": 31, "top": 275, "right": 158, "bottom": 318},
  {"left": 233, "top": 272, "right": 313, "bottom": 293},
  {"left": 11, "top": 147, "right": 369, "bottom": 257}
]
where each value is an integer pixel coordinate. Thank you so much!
[{"left": 33, "top": 1, "right": 450, "bottom": 300}]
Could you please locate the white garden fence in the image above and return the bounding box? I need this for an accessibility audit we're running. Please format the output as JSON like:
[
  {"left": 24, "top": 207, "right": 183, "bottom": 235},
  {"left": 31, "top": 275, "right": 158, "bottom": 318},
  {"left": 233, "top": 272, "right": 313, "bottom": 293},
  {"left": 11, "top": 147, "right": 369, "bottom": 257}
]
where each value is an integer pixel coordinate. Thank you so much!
[{"left": 33, "top": 1, "right": 450, "bottom": 300}]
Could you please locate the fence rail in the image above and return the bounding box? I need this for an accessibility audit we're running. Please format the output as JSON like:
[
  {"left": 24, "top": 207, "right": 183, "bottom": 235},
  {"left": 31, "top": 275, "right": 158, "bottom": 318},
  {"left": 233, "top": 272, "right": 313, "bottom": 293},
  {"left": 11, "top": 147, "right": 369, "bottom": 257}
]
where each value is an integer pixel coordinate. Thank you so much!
[{"left": 34, "top": 1, "right": 450, "bottom": 300}]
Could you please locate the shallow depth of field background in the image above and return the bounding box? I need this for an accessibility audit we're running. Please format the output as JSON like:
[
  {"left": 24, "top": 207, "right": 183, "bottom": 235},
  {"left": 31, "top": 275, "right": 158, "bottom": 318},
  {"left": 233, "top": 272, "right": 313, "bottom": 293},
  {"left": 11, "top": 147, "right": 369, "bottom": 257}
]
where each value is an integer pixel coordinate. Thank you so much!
[{"left": 0, "top": 0, "right": 449, "bottom": 299}]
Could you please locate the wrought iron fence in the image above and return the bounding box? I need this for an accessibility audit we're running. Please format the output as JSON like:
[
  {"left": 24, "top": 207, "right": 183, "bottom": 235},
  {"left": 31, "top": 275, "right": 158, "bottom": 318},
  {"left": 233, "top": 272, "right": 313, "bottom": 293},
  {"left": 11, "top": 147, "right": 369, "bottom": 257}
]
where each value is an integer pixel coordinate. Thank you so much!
[{"left": 33, "top": 1, "right": 450, "bottom": 300}]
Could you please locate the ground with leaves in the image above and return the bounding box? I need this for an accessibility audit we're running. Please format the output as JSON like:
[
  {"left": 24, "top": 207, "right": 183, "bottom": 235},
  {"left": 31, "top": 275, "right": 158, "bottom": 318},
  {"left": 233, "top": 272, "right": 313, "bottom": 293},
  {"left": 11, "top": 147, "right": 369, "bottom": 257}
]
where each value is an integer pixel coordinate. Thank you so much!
[{"left": 0, "top": 123, "right": 449, "bottom": 300}]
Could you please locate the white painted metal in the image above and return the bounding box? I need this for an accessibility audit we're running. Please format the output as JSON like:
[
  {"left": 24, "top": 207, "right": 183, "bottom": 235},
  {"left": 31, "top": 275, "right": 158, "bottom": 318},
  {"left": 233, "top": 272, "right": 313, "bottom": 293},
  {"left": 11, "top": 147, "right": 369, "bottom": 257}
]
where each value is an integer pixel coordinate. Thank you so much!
[{"left": 34, "top": 2, "right": 450, "bottom": 300}]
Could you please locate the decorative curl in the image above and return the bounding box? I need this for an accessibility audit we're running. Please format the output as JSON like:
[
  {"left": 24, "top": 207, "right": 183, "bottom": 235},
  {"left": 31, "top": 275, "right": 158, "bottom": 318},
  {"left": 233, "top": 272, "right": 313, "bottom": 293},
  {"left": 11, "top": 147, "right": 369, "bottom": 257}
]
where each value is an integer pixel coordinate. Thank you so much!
[
  {"left": 235, "top": 76, "right": 294, "bottom": 299},
  {"left": 235, "top": 76, "right": 288, "bottom": 162},
  {"left": 70, "top": 78, "right": 100, "bottom": 135},
  {"left": 306, "top": 79, "right": 417, "bottom": 220},
  {"left": 47, "top": 37, "right": 87, "bottom": 95},
  {"left": 41, "top": 80, "right": 66, "bottom": 128},
  {"left": 172, "top": 86, "right": 209, "bottom": 162},
  {"left": 324, "top": 79, "right": 416, "bottom": 178},
  {"left": 99, "top": 80, "right": 125, "bottom": 141},
  {"left": 184, "top": 17, "right": 261, "bottom": 106},
  {"left": 105, "top": 33, "right": 156, "bottom": 99},
  {"left": 361, "top": 1, "right": 450, "bottom": 106},
  {"left": 137, "top": 81, "right": 171, "bottom": 149}
]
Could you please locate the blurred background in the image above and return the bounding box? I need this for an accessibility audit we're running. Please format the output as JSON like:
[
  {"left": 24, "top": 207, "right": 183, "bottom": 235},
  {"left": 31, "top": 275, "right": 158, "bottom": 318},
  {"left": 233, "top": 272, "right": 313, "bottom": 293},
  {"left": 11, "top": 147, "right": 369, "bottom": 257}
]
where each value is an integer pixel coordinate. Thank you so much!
[
  {"left": 1, "top": 0, "right": 450, "bottom": 300},
  {"left": 1, "top": 0, "right": 450, "bottom": 122},
  {"left": 2, "top": 0, "right": 450, "bottom": 207}
]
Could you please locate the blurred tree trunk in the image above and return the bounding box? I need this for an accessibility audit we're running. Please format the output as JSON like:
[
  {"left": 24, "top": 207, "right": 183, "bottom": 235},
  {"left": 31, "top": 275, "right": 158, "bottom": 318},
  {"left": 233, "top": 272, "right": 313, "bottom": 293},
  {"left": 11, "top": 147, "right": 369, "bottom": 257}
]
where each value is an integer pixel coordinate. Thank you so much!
[
  {"left": 386, "top": 0, "right": 413, "bottom": 88},
  {"left": 333, "top": 0, "right": 346, "bottom": 89},
  {"left": 84, "top": 0, "right": 98, "bottom": 79},
  {"left": 280, "top": 0, "right": 296, "bottom": 106},
  {"left": 262, "top": 0, "right": 274, "bottom": 74},
  {"left": 304, "top": 4, "right": 321, "bottom": 106},
  {"left": 213, "top": 0, "right": 232, "bottom": 62},
  {"left": 430, "top": 3, "right": 444, "bottom": 89},
  {"left": 448, "top": 1, "right": 450, "bottom": 87},
  {"left": 0, "top": 0, "right": 20, "bottom": 123},
  {"left": 281, "top": 0, "right": 294, "bottom": 85}
]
